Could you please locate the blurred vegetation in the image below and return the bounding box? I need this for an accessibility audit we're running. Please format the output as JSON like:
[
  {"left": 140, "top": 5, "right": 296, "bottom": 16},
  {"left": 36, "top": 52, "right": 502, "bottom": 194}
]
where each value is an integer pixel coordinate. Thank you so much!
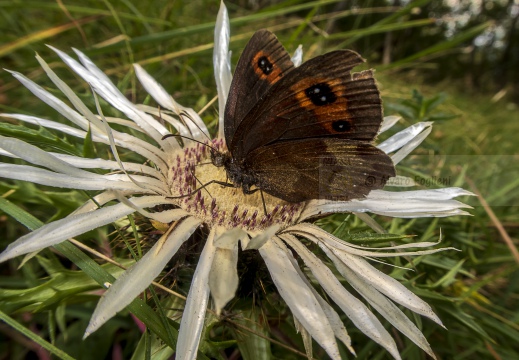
[{"left": 0, "top": 0, "right": 518, "bottom": 359}]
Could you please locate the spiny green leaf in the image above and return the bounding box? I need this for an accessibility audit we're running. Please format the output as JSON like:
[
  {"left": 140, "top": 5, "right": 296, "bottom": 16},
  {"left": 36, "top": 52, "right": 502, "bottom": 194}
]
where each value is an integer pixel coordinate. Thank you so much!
[
  {"left": 0, "top": 122, "right": 79, "bottom": 155},
  {"left": 333, "top": 223, "right": 413, "bottom": 244}
]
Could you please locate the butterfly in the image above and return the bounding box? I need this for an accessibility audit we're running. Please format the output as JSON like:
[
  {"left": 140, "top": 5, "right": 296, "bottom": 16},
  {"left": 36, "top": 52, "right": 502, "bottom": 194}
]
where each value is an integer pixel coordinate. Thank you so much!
[{"left": 211, "top": 29, "right": 395, "bottom": 203}]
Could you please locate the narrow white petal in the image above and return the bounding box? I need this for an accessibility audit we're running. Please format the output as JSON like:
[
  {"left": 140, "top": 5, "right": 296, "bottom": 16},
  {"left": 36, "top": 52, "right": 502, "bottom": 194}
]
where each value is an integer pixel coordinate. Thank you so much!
[
  {"left": 134, "top": 64, "right": 176, "bottom": 113},
  {"left": 288, "top": 222, "right": 443, "bottom": 251},
  {"left": 369, "top": 188, "right": 475, "bottom": 200},
  {"left": 135, "top": 104, "right": 191, "bottom": 139},
  {"left": 300, "top": 188, "right": 473, "bottom": 220},
  {"left": 373, "top": 209, "right": 472, "bottom": 217},
  {"left": 0, "top": 135, "right": 99, "bottom": 178},
  {"left": 75, "top": 50, "right": 172, "bottom": 143},
  {"left": 377, "top": 122, "right": 433, "bottom": 154},
  {"left": 209, "top": 245, "right": 238, "bottom": 315},
  {"left": 35, "top": 53, "right": 107, "bottom": 133},
  {"left": 288, "top": 223, "right": 457, "bottom": 259},
  {"left": 70, "top": 50, "right": 176, "bottom": 145},
  {"left": 176, "top": 227, "right": 218, "bottom": 360},
  {"left": 49, "top": 46, "right": 169, "bottom": 145},
  {"left": 84, "top": 217, "right": 201, "bottom": 337},
  {"left": 0, "top": 164, "right": 156, "bottom": 193},
  {"left": 73, "top": 48, "right": 128, "bottom": 100},
  {"left": 260, "top": 238, "right": 341, "bottom": 360},
  {"left": 0, "top": 149, "right": 13, "bottom": 157},
  {"left": 281, "top": 235, "right": 401, "bottom": 360},
  {"left": 321, "top": 245, "right": 437, "bottom": 359},
  {"left": 7, "top": 70, "right": 92, "bottom": 131},
  {"left": 334, "top": 249, "right": 443, "bottom": 325},
  {"left": 245, "top": 224, "right": 280, "bottom": 250},
  {"left": 291, "top": 45, "right": 303, "bottom": 67},
  {"left": 114, "top": 195, "right": 188, "bottom": 223},
  {"left": 101, "top": 173, "right": 168, "bottom": 194},
  {"left": 133, "top": 65, "right": 209, "bottom": 140},
  {"left": 214, "top": 0, "right": 231, "bottom": 140},
  {"left": 49, "top": 153, "right": 165, "bottom": 181},
  {"left": 0, "top": 113, "right": 86, "bottom": 137},
  {"left": 6, "top": 62, "right": 170, "bottom": 169},
  {"left": 313, "top": 294, "right": 355, "bottom": 356},
  {"left": 379, "top": 115, "right": 401, "bottom": 133},
  {"left": 103, "top": 117, "right": 143, "bottom": 131},
  {"left": 0, "top": 113, "right": 169, "bottom": 172},
  {"left": 353, "top": 211, "right": 387, "bottom": 233},
  {"left": 282, "top": 236, "right": 355, "bottom": 355},
  {"left": 214, "top": 227, "right": 248, "bottom": 249},
  {"left": 71, "top": 191, "right": 127, "bottom": 215},
  {"left": 72, "top": 190, "right": 182, "bottom": 219},
  {"left": 0, "top": 196, "right": 172, "bottom": 262},
  {"left": 391, "top": 125, "right": 432, "bottom": 165}
]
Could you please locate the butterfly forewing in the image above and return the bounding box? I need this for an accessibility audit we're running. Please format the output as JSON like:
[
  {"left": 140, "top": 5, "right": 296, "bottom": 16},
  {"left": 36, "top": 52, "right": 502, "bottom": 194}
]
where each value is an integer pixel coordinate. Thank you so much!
[
  {"left": 230, "top": 50, "right": 383, "bottom": 160},
  {"left": 224, "top": 29, "right": 294, "bottom": 147}
]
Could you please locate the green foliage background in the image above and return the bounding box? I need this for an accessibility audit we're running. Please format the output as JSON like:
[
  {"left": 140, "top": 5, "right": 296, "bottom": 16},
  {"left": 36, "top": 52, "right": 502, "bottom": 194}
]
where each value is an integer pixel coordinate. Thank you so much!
[{"left": 0, "top": 1, "right": 518, "bottom": 359}]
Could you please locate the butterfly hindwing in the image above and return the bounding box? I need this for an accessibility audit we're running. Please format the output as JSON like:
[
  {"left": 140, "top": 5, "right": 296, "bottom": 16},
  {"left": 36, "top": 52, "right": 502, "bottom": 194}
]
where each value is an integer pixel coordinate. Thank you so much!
[
  {"left": 224, "top": 29, "right": 294, "bottom": 147},
  {"left": 246, "top": 138, "right": 395, "bottom": 202},
  {"left": 230, "top": 49, "right": 383, "bottom": 159}
]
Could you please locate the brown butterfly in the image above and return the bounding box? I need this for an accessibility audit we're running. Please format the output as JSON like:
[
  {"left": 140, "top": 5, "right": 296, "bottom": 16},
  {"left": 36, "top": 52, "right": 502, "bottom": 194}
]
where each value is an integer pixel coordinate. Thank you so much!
[{"left": 211, "top": 29, "right": 395, "bottom": 203}]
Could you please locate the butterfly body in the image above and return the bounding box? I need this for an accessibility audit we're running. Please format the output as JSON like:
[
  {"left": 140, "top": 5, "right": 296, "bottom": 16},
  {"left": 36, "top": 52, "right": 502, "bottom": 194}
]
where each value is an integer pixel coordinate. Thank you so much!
[
  {"left": 211, "top": 150, "right": 258, "bottom": 195},
  {"left": 213, "top": 29, "right": 395, "bottom": 203}
]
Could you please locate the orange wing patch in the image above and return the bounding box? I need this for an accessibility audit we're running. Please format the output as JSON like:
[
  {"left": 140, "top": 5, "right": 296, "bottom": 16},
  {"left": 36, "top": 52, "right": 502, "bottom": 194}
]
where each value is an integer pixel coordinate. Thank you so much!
[
  {"left": 288, "top": 77, "right": 354, "bottom": 134},
  {"left": 251, "top": 51, "right": 284, "bottom": 81}
]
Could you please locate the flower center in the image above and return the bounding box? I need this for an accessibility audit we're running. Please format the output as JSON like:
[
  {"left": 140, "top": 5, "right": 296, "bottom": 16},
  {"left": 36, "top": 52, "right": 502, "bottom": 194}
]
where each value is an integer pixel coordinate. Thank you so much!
[{"left": 168, "top": 139, "right": 304, "bottom": 230}]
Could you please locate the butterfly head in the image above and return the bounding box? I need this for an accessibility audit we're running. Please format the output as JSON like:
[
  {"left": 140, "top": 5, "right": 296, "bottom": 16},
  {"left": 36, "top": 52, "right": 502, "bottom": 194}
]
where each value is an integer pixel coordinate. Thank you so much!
[{"left": 210, "top": 149, "right": 231, "bottom": 168}]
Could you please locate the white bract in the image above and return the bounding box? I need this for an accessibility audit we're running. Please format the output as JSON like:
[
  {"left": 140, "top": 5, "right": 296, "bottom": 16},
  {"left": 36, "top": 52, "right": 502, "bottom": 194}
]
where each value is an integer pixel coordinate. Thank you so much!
[{"left": 0, "top": 2, "right": 473, "bottom": 359}]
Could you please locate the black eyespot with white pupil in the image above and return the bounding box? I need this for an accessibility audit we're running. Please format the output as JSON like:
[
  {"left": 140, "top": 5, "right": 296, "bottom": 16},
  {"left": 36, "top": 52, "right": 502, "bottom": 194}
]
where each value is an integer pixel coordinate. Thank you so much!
[
  {"left": 258, "top": 56, "right": 273, "bottom": 75},
  {"left": 305, "top": 83, "right": 337, "bottom": 106},
  {"left": 332, "top": 120, "right": 351, "bottom": 132}
]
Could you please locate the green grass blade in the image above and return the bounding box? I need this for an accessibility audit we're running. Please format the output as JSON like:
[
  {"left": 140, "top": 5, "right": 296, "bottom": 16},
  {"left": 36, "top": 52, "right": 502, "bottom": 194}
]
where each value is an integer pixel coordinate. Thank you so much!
[
  {"left": 0, "top": 309, "right": 75, "bottom": 360},
  {"left": 381, "top": 21, "right": 492, "bottom": 71}
]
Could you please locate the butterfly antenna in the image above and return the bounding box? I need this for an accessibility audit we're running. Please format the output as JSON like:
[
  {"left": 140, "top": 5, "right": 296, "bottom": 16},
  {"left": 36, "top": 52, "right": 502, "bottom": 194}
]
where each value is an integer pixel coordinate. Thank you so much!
[
  {"left": 179, "top": 110, "right": 213, "bottom": 142},
  {"left": 162, "top": 134, "right": 218, "bottom": 152}
]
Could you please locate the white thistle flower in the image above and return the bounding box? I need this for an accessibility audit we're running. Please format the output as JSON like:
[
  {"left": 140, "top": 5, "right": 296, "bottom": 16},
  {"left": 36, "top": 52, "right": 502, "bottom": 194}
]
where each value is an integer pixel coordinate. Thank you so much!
[{"left": 0, "top": 2, "right": 474, "bottom": 360}]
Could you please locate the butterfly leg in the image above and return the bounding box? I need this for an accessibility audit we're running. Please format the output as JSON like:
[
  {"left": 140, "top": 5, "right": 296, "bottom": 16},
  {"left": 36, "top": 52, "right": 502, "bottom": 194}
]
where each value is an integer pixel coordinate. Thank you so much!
[
  {"left": 166, "top": 179, "right": 235, "bottom": 200},
  {"left": 259, "top": 189, "right": 267, "bottom": 217},
  {"left": 242, "top": 186, "right": 259, "bottom": 195},
  {"left": 242, "top": 186, "right": 267, "bottom": 216}
]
